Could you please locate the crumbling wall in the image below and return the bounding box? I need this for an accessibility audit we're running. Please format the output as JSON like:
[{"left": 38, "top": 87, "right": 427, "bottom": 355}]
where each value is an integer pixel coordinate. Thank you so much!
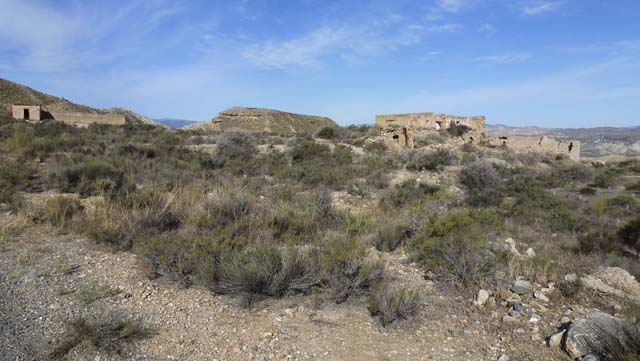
[
  {"left": 11, "top": 105, "right": 42, "bottom": 121},
  {"left": 486, "top": 135, "right": 580, "bottom": 160},
  {"left": 376, "top": 112, "right": 486, "bottom": 133},
  {"left": 375, "top": 112, "right": 486, "bottom": 149},
  {"left": 49, "top": 111, "right": 126, "bottom": 126}
]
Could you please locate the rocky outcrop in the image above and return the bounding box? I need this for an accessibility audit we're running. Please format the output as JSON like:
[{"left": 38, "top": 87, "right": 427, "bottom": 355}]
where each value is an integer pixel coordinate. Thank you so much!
[
  {"left": 563, "top": 313, "right": 639, "bottom": 359},
  {"left": 188, "top": 107, "right": 337, "bottom": 134},
  {"left": 581, "top": 267, "right": 640, "bottom": 304}
]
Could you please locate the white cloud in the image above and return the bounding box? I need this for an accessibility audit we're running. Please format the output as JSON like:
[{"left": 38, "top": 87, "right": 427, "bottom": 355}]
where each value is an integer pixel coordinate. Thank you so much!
[
  {"left": 520, "top": 1, "right": 563, "bottom": 16},
  {"left": 479, "top": 23, "right": 496, "bottom": 33},
  {"left": 399, "top": 57, "right": 640, "bottom": 121},
  {"left": 241, "top": 21, "right": 462, "bottom": 70},
  {"left": 241, "top": 27, "right": 351, "bottom": 70},
  {"left": 476, "top": 53, "right": 532, "bottom": 63},
  {"left": 439, "top": 0, "right": 465, "bottom": 13},
  {"left": 0, "top": 0, "right": 187, "bottom": 72}
]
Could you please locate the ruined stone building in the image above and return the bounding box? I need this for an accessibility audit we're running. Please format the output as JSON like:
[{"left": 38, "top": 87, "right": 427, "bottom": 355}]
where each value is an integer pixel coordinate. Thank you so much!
[
  {"left": 11, "top": 104, "right": 125, "bottom": 127},
  {"left": 485, "top": 135, "right": 580, "bottom": 161},
  {"left": 375, "top": 111, "right": 580, "bottom": 160},
  {"left": 376, "top": 112, "right": 486, "bottom": 148}
]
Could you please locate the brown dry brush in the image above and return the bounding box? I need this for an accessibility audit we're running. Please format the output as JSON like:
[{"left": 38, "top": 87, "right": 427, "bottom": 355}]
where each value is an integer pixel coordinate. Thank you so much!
[{"left": 47, "top": 314, "right": 153, "bottom": 360}]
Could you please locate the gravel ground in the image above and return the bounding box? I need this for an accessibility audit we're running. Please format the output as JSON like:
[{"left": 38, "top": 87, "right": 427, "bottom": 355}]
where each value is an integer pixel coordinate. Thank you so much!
[{"left": 0, "top": 216, "right": 594, "bottom": 361}]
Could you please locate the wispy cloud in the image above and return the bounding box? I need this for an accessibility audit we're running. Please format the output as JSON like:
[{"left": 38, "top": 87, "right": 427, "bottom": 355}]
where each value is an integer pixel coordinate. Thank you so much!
[
  {"left": 241, "top": 21, "right": 462, "bottom": 70},
  {"left": 241, "top": 26, "right": 352, "bottom": 70},
  {"left": 0, "top": 0, "right": 187, "bottom": 72},
  {"left": 439, "top": 0, "right": 466, "bottom": 13},
  {"left": 399, "top": 56, "right": 640, "bottom": 126},
  {"left": 476, "top": 53, "right": 532, "bottom": 63},
  {"left": 479, "top": 23, "right": 496, "bottom": 34},
  {"left": 520, "top": 1, "right": 563, "bottom": 16}
]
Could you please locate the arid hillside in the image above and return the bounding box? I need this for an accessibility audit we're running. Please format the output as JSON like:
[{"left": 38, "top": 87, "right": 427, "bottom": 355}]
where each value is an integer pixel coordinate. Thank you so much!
[
  {"left": 1, "top": 109, "right": 640, "bottom": 361},
  {"left": 188, "top": 106, "right": 338, "bottom": 134},
  {"left": 0, "top": 78, "right": 165, "bottom": 127}
]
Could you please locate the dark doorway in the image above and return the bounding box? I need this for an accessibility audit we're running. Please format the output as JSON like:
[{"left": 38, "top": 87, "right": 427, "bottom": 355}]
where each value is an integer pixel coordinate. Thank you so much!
[
  {"left": 23, "top": 109, "right": 29, "bottom": 120},
  {"left": 392, "top": 134, "right": 400, "bottom": 142},
  {"left": 568, "top": 142, "right": 574, "bottom": 152}
]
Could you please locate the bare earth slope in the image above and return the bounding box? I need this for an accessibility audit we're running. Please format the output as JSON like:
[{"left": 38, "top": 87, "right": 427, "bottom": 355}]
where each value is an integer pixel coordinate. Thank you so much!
[
  {"left": 188, "top": 107, "right": 337, "bottom": 134},
  {"left": 487, "top": 124, "right": 640, "bottom": 158},
  {"left": 0, "top": 78, "right": 166, "bottom": 128}
]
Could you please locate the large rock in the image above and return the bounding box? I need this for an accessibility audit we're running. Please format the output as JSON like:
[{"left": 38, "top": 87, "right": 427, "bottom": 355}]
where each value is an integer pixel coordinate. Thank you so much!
[
  {"left": 564, "top": 312, "right": 639, "bottom": 359},
  {"left": 581, "top": 267, "right": 640, "bottom": 304}
]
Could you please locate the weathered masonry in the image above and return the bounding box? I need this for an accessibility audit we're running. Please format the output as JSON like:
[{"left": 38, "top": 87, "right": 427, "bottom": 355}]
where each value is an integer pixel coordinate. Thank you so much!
[
  {"left": 485, "top": 135, "right": 581, "bottom": 161},
  {"left": 375, "top": 112, "right": 486, "bottom": 149},
  {"left": 12, "top": 105, "right": 43, "bottom": 122},
  {"left": 11, "top": 104, "right": 125, "bottom": 126}
]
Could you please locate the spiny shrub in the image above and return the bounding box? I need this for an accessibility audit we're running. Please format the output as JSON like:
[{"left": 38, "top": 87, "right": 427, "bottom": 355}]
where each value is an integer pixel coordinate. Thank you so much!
[
  {"left": 368, "top": 283, "right": 420, "bottom": 326},
  {"left": 379, "top": 179, "right": 440, "bottom": 210},
  {"left": 319, "top": 237, "right": 385, "bottom": 303},
  {"left": 316, "top": 126, "right": 338, "bottom": 140},
  {"left": 0, "top": 158, "right": 32, "bottom": 205},
  {"left": 446, "top": 124, "right": 471, "bottom": 137},
  {"left": 591, "top": 167, "right": 621, "bottom": 188},
  {"left": 411, "top": 208, "right": 504, "bottom": 287},
  {"left": 47, "top": 314, "right": 153, "bottom": 360},
  {"left": 505, "top": 175, "right": 583, "bottom": 232},
  {"left": 136, "top": 234, "right": 248, "bottom": 287},
  {"left": 374, "top": 220, "right": 417, "bottom": 252},
  {"left": 405, "top": 148, "right": 456, "bottom": 171},
  {"left": 51, "top": 160, "right": 131, "bottom": 198},
  {"left": 460, "top": 159, "right": 503, "bottom": 207},
  {"left": 40, "top": 195, "right": 83, "bottom": 231},
  {"left": 214, "top": 245, "right": 323, "bottom": 307},
  {"left": 618, "top": 216, "right": 640, "bottom": 254},
  {"left": 509, "top": 254, "right": 556, "bottom": 284}
]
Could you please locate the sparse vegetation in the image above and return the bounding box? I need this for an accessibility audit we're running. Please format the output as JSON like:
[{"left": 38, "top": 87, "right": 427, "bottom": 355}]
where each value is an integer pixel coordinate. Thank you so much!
[
  {"left": 368, "top": 283, "right": 421, "bottom": 326},
  {"left": 2, "top": 108, "right": 640, "bottom": 361},
  {"left": 47, "top": 314, "right": 152, "bottom": 360}
]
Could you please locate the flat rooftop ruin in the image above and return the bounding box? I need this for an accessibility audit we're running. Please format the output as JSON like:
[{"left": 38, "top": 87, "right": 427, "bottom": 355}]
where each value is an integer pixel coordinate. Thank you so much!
[
  {"left": 375, "top": 111, "right": 580, "bottom": 160},
  {"left": 11, "top": 104, "right": 125, "bottom": 127},
  {"left": 376, "top": 112, "right": 486, "bottom": 149}
]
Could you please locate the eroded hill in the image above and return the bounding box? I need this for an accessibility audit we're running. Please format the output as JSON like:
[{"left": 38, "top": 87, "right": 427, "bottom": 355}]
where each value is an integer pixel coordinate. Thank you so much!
[{"left": 188, "top": 106, "right": 337, "bottom": 134}]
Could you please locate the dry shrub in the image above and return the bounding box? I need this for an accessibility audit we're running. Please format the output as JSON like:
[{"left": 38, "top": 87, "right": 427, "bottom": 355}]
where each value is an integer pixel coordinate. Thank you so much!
[
  {"left": 460, "top": 159, "right": 502, "bottom": 207},
  {"left": 39, "top": 195, "right": 83, "bottom": 231},
  {"left": 368, "top": 283, "right": 420, "bottom": 326},
  {"left": 47, "top": 314, "right": 153, "bottom": 360}
]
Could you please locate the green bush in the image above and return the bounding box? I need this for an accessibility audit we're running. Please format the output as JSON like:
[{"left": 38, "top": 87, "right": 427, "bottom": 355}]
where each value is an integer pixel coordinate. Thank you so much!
[
  {"left": 460, "top": 159, "right": 503, "bottom": 207},
  {"left": 405, "top": 149, "right": 456, "bottom": 171},
  {"left": 316, "top": 126, "right": 338, "bottom": 140},
  {"left": 319, "top": 237, "right": 384, "bottom": 303},
  {"left": 374, "top": 221, "right": 416, "bottom": 252},
  {"left": 411, "top": 208, "right": 503, "bottom": 287},
  {"left": 215, "top": 245, "right": 322, "bottom": 307},
  {"left": 51, "top": 160, "right": 131, "bottom": 198},
  {"left": 591, "top": 167, "right": 621, "bottom": 188},
  {"left": 446, "top": 124, "right": 471, "bottom": 137},
  {"left": 368, "top": 283, "right": 420, "bottom": 326},
  {"left": 379, "top": 179, "right": 440, "bottom": 210},
  {"left": 618, "top": 216, "right": 640, "bottom": 253}
]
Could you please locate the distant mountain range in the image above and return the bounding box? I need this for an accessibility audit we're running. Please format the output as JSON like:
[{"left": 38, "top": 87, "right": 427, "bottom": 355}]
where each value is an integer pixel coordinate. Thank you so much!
[
  {"left": 154, "top": 118, "right": 200, "bottom": 128},
  {"left": 487, "top": 124, "right": 640, "bottom": 158}
]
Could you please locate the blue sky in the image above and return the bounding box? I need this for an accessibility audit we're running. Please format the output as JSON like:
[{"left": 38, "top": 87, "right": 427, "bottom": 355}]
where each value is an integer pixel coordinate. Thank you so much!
[{"left": 0, "top": 0, "right": 639, "bottom": 127}]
